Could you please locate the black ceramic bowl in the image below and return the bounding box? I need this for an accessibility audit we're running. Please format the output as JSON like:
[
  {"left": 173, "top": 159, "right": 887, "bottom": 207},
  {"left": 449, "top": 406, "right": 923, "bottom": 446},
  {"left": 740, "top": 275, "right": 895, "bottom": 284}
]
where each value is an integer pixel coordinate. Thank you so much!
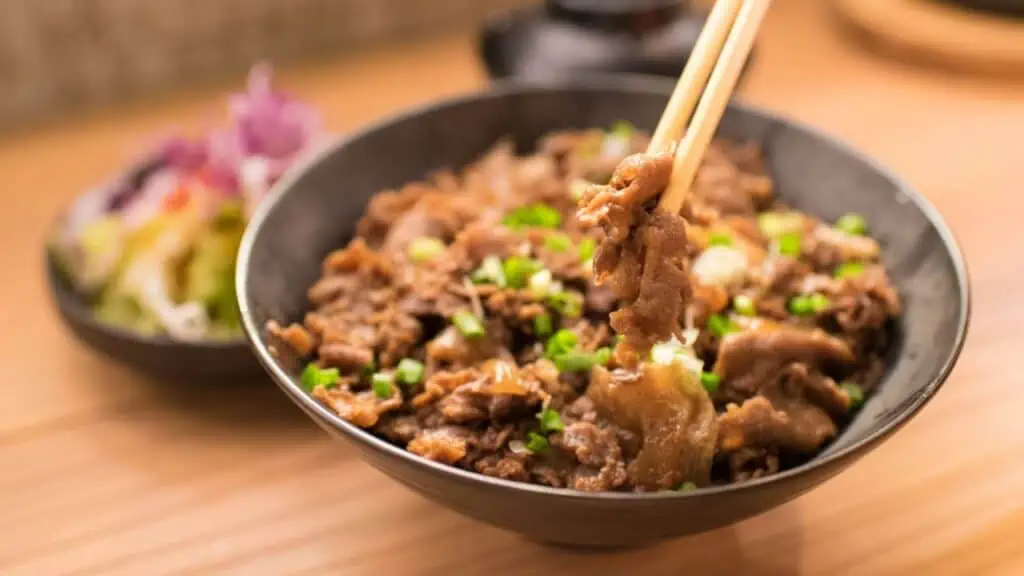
[
  {"left": 45, "top": 234, "right": 262, "bottom": 382},
  {"left": 237, "top": 78, "right": 969, "bottom": 547}
]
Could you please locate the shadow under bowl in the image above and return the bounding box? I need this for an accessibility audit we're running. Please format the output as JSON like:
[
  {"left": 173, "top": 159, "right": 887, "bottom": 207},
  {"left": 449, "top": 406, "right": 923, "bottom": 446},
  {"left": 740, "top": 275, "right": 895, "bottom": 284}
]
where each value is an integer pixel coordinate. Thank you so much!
[
  {"left": 236, "top": 77, "right": 970, "bottom": 547},
  {"left": 45, "top": 249, "right": 263, "bottom": 382}
]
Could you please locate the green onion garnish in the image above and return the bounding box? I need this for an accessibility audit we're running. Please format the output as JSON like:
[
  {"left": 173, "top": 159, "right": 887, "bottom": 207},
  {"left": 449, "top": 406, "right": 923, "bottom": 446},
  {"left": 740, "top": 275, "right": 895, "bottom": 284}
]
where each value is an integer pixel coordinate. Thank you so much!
[
  {"left": 578, "top": 238, "right": 596, "bottom": 264},
  {"left": 537, "top": 408, "right": 565, "bottom": 434},
  {"left": 525, "top": 432, "right": 550, "bottom": 453},
  {"left": 841, "top": 382, "right": 865, "bottom": 409},
  {"left": 371, "top": 372, "right": 394, "bottom": 398},
  {"left": 545, "top": 329, "right": 579, "bottom": 359},
  {"left": 533, "top": 313, "right": 553, "bottom": 337},
  {"left": 503, "top": 256, "right": 543, "bottom": 289},
  {"left": 777, "top": 232, "right": 802, "bottom": 258},
  {"left": 555, "top": 351, "right": 597, "bottom": 373},
  {"left": 757, "top": 211, "right": 805, "bottom": 239},
  {"left": 452, "top": 311, "right": 485, "bottom": 339},
  {"left": 407, "top": 237, "right": 445, "bottom": 262},
  {"left": 707, "top": 314, "right": 737, "bottom": 337},
  {"left": 834, "top": 261, "right": 865, "bottom": 279},
  {"left": 788, "top": 295, "right": 814, "bottom": 316},
  {"left": 708, "top": 232, "right": 733, "bottom": 247},
  {"left": 651, "top": 340, "right": 682, "bottom": 365},
  {"left": 595, "top": 347, "right": 612, "bottom": 366},
  {"left": 300, "top": 363, "right": 340, "bottom": 391},
  {"left": 471, "top": 255, "right": 507, "bottom": 287},
  {"left": 395, "top": 358, "right": 425, "bottom": 386},
  {"left": 789, "top": 293, "right": 829, "bottom": 316},
  {"left": 362, "top": 359, "right": 377, "bottom": 378},
  {"left": 700, "top": 372, "right": 721, "bottom": 393},
  {"left": 733, "top": 295, "right": 756, "bottom": 317},
  {"left": 547, "top": 291, "right": 583, "bottom": 318},
  {"left": 528, "top": 269, "right": 554, "bottom": 297},
  {"left": 544, "top": 233, "right": 573, "bottom": 253},
  {"left": 808, "top": 293, "right": 831, "bottom": 312},
  {"left": 503, "top": 204, "right": 562, "bottom": 230},
  {"left": 609, "top": 120, "right": 635, "bottom": 139},
  {"left": 835, "top": 213, "right": 868, "bottom": 236},
  {"left": 678, "top": 482, "right": 698, "bottom": 492}
]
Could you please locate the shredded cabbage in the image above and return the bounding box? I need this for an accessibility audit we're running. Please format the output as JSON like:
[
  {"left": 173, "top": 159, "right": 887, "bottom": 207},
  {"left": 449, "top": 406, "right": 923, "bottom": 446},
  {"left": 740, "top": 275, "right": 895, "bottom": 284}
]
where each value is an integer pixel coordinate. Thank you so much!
[{"left": 52, "top": 64, "right": 320, "bottom": 340}]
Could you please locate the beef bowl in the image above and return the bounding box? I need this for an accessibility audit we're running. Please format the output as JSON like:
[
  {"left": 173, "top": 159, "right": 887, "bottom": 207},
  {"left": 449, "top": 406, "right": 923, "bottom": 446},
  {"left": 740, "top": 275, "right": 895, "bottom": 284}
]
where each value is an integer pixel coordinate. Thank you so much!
[{"left": 236, "top": 78, "right": 969, "bottom": 548}]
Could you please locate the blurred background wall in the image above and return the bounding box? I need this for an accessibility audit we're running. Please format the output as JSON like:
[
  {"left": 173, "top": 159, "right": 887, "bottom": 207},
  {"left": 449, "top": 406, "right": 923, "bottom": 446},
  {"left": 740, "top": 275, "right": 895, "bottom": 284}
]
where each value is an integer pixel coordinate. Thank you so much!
[{"left": 0, "top": 0, "right": 538, "bottom": 131}]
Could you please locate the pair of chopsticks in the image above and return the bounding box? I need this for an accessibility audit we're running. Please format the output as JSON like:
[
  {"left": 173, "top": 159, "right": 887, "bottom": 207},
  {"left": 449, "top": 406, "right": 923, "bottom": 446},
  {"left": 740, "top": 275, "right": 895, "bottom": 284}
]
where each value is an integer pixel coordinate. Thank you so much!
[{"left": 649, "top": 0, "right": 772, "bottom": 214}]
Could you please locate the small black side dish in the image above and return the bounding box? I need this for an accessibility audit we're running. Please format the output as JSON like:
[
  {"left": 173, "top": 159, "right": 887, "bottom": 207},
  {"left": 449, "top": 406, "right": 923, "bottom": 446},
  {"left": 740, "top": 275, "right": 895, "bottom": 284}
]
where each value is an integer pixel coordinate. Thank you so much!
[{"left": 45, "top": 246, "right": 262, "bottom": 382}]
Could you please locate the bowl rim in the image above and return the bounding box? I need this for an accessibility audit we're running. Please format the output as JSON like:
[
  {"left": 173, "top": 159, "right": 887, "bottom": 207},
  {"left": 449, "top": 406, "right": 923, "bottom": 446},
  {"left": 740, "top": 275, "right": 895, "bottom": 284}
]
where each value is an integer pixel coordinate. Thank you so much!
[{"left": 237, "top": 75, "right": 971, "bottom": 502}]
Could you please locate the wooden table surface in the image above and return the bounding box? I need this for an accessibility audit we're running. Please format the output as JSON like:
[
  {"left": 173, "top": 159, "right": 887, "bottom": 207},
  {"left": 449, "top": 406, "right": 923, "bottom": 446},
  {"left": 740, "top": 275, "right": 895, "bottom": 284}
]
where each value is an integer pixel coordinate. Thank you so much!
[{"left": 2, "top": 1, "right": 1023, "bottom": 574}]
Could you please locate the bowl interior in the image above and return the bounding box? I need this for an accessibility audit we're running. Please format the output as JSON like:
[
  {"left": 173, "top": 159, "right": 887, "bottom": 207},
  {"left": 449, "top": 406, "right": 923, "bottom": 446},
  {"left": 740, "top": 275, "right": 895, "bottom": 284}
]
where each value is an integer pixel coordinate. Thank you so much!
[{"left": 240, "top": 79, "right": 967, "bottom": 490}]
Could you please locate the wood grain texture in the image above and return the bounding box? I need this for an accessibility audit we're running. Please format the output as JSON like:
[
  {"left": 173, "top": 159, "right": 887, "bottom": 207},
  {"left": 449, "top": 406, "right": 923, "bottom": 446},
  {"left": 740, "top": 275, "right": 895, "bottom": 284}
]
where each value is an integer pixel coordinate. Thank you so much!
[
  {"left": 1, "top": 0, "right": 1023, "bottom": 573},
  {"left": 833, "top": 0, "right": 1024, "bottom": 75}
]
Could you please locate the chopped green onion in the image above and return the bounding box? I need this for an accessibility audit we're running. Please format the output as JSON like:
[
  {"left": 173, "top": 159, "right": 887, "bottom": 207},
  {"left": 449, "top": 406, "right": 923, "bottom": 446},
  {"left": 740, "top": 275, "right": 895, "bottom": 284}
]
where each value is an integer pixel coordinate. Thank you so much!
[
  {"left": 595, "top": 347, "right": 612, "bottom": 366},
  {"left": 503, "top": 256, "right": 542, "bottom": 289},
  {"left": 733, "top": 295, "right": 756, "bottom": 317},
  {"left": 533, "top": 313, "right": 553, "bottom": 337},
  {"left": 707, "top": 314, "right": 737, "bottom": 337},
  {"left": 615, "top": 334, "right": 625, "bottom": 344},
  {"left": 471, "top": 255, "right": 507, "bottom": 287},
  {"left": 808, "top": 293, "right": 831, "bottom": 312},
  {"left": 776, "top": 232, "right": 802, "bottom": 258},
  {"left": 708, "top": 232, "right": 733, "bottom": 247},
  {"left": 570, "top": 179, "right": 590, "bottom": 201},
  {"left": 528, "top": 269, "right": 554, "bottom": 297},
  {"left": 834, "top": 261, "right": 865, "bottom": 279},
  {"left": 544, "top": 233, "right": 573, "bottom": 253},
  {"left": 362, "top": 359, "right": 377, "bottom": 378},
  {"left": 371, "top": 372, "right": 394, "bottom": 398},
  {"left": 452, "top": 311, "right": 485, "bottom": 339},
  {"left": 407, "top": 237, "right": 445, "bottom": 262},
  {"left": 545, "top": 329, "right": 579, "bottom": 359},
  {"left": 757, "top": 211, "right": 806, "bottom": 239},
  {"left": 651, "top": 341, "right": 683, "bottom": 365},
  {"left": 537, "top": 408, "right": 565, "bottom": 434},
  {"left": 578, "top": 238, "right": 597, "bottom": 263},
  {"left": 835, "top": 213, "right": 868, "bottom": 236},
  {"left": 841, "top": 382, "right": 865, "bottom": 408},
  {"left": 526, "top": 432, "right": 550, "bottom": 453},
  {"left": 555, "top": 351, "right": 597, "bottom": 373},
  {"left": 395, "top": 358, "right": 425, "bottom": 386},
  {"left": 609, "top": 120, "right": 635, "bottom": 139},
  {"left": 678, "top": 482, "right": 698, "bottom": 492},
  {"left": 700, "top": 372, "right": 721, "bottom": 393},
  {"left": 503, "top": 204, "right": 562, "bottom": 230},
  {"left": 547, "top": 291, "right": 583, "bottom": 318},
  {"left": 300, "top": 363, "right": 340, "bottom": 391},
  {"left": 788, "top": 295, "right": 814, "bottom": 316}
]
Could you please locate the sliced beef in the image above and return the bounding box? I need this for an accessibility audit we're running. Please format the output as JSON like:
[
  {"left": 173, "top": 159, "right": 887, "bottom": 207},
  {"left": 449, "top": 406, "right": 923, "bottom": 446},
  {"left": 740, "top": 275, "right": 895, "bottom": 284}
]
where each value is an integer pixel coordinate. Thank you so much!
[
  {"left": 313, "top": 385, "right": 402, "bottom": 428},
  {"left": 407, "top": 427, "right": 470, "bottom": 464},
  {"left": 713, "top": 320, "right": 855, "bottom": 404},
  {"left": 552, "top": 421, "right": 629, "bottom": 492},
  {"left": 587, "top": 362, "right": 718, "bottom": 489},
  {"left": 717, "top": 362, "right": 851, "bottom": 460}
]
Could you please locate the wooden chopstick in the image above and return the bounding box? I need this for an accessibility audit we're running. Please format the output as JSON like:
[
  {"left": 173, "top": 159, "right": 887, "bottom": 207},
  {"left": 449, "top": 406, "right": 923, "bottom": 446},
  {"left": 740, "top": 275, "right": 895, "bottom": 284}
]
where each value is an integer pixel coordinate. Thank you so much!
[
  {"left": 657, "top": 0, "right": 772, "bottom": 214},
  {"left": 647, "top": 0, "right": 744, "bottom": 155}
]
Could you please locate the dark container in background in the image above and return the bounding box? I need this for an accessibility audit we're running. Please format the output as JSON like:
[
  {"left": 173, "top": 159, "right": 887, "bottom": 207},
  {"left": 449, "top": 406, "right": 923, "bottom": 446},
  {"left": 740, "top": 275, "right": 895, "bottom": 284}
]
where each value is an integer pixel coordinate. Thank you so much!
[{"left": 478, "top": 0, "right": 756, "bottom": 82}]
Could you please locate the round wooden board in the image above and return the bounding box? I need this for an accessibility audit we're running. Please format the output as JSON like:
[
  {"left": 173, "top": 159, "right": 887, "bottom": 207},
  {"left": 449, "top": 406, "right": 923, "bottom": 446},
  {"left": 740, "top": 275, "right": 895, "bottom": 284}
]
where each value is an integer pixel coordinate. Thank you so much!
[{"left": 832, "top": 0, "right": 1024, "bottom": 74}]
